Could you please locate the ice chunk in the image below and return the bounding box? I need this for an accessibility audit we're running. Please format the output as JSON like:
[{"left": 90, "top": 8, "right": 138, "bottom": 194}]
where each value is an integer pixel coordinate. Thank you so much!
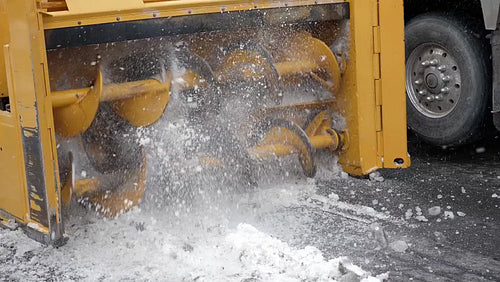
[
  {"left": 405, "top": 209, "right": 413, "bottom": 220},
  {"left": 370, "top": 223, "right": 388, "bottom": 248},
  {"left": 340, "top": 171, "right": 349, "bottom": 179},
  {"left": 415, "top": 215, "right": 428, "bottom": 222},
  {"left": 415, "top": 206, "right": 422, "bottom": 216},
  {"left": 428, "top": 206, "right": 441, "bottom": 216},
  {"left": 389, "top": 240, "right": 408, "bottom": 253},
  {"left": 444, "top": 211, "right": 455, "bottom": 219},
  {"left": 369, "top": 171, "right": 384, "bottom": 182}
]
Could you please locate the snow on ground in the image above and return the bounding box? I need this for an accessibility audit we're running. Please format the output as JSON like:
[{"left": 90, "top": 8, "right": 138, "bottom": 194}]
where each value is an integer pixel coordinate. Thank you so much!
[
  {"left": 1, "top": 102, "right": 388, "bottom": 281},
  {"left": 0, "top": 168, "right": 388, "bottom": 281}
]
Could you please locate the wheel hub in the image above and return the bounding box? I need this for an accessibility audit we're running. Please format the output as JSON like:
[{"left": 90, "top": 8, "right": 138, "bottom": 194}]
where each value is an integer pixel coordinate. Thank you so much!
[
  {"left": 425, "top": 73, "right": 439, "bottom": 89},
  {"left": 406, "top": 44, "right": 462, "bottom": 118}
]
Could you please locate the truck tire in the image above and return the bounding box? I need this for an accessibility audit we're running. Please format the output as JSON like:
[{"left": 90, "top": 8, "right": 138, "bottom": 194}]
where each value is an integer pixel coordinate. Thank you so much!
[{"left": 405, "top": 13, "right": 490, "bottom": 146}]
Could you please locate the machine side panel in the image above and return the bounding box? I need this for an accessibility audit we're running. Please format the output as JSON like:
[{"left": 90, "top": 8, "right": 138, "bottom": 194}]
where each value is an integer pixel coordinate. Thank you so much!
[
  {"left": 0, "top": 116, "right": 29, "bottom": 222},
  {"left": 0, "top": 1, "right": 8, "bottom": 98},
  {"left": 337, "top": 0, "right": 379, "bottom": 175},
  {"left": 379, "top": 0, "right": 410, "bottom": 168},
  {"left": 0, "top": 2, "right": 30, "bottom": 223},
  {"left": 4, "top": 0, "right": 64, "bottom": 244}
]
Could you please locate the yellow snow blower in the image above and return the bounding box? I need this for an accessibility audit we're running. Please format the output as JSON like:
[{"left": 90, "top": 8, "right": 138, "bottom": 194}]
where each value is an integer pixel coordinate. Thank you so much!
[{"left": 0, "top": 0, "right": 408, "bottom": 245}]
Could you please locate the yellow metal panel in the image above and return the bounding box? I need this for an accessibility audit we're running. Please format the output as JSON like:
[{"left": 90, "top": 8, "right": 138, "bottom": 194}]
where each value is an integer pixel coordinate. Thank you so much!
[
  {"left": 0, "top": 115, "right": 29, "bottom": 221},
  {"left": 379, "top": 0, "right": 410, "bottom": 168},
  {"left": 65, "top": 0, "right": 143, "bottom": 14},
  {"left": 336, "top": 0, "right": 379, "bottom": 175},
  {"left": 373, "top": 26, "right": 381, "bottom": 54},
  {"left": 376, "top": 130, "right": 383, "bottom": 167},
  {"left": 0, "top": 43, "right": 29, "bottom": 222},
  {"left": 374, "top": 79, "right": 382, "bottom": 106},
  {"left": 372, "top": 54, "right": 380, "bottom": 79},
  {"left": 3, "top": 0, "right": 63, "bottom": 241},
  {"left": 375, "top": 105, "right": 382, "bottom": 132},
  {"left": 42, "top": 0, "right": 347, "bottom": 29},
  {"left": 0, "top": 2, "right": 8, "bottom": 98}
]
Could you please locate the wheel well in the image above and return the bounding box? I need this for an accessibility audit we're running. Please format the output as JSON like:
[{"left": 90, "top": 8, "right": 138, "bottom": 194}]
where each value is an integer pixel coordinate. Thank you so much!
[{"left": 404, "top": 0, "right": 484, "bottom": 22}]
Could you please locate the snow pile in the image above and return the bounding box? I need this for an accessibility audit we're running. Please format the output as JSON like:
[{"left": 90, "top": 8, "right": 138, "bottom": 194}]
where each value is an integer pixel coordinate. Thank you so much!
[{"left": 227, "top": 223, "right": 372, "bottom": 281}]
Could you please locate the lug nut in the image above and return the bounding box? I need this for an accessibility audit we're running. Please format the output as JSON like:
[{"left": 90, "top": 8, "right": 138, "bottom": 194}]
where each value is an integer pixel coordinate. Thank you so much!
[
  {"left": 441, "top": 87, "right": 450, "bottom": 94},
  {"left": 421, "top": 60, "right": 431, "bottom": 67},
  {"left": 430, "top": 59, "right": 439, "bottom": 66},
  {"left": 414, "top": 79, "right": 423, "bottom": 85},
  {"left": 442, "top": 75, "right": 452, "bottom": 82},
  {"left": 435, "top": 94, "right": 444, "bottom": 101},
  {"left": 425, "top": 95, "right": 435, "bottom": 102},
  {"left": 437, "top": 65, "right": 447, "bottom": 72},
  {"left": 418, "top": 90, "right": 427, "bottom": 96}
]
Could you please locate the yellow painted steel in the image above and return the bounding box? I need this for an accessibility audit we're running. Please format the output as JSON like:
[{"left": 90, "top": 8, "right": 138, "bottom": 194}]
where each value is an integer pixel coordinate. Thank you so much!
[
  {"left": 61, "top": 152, "right": 147, "bottom": 217},
  {"left": 52, "top": 75, "right": 171, "bottom": 132},
  {"left": 378, "top": 0, "right": 410, "bottom": 168},
  {"left": 110, "top": 78, "right": 171, "bottom": 127},
  {"left": 41, "top": 0, "right": 347, "bottom": 30},
  {"left": 249, "top": 135, "right": 341, "bottom": 159},
  {"left": 249, "top": 111, "right": 346, "bottom": 160},
  {"left": 0, "top": 8, "right": 8, "bottom": 98},
  {"left": 88, "top": 155, "right": 147, "bottom": 217},
  {"left": 286, "top": 33, "right": 342, "bottom": 93},
  {"left": 52, "top": 72, "right": 101, "bottom": 137},
  {"left": 217, "top": 32, "right": 341, "bottom": 95},
  {"left": 331, "top": 0, "right": 409, "bottom": 175},
  {"left": 0, "top": 45, "right": 29, "bottom": 222},
  {"left": 305, "top": 111, "right": 330, "bottom": 137},
  {"left": 1, "top": 0, "right": 63, "bottom": 240},
  {"left": 0, "top": 0, "right": 410, "bottom": 245},
  {"left": 217, "top": 50, "right": 266, "bottom": 81},
  {"left": 249, "top": 126, "right": 315, "bottom": 175},
  {"left": 52, "top": 78, "right": 171, "bottom": 106}
]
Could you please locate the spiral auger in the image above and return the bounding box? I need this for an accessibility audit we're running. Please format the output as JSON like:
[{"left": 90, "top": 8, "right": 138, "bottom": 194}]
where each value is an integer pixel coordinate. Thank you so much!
[
  {"left": 51, "top": 29, "right": 347, "bottom": 214},
  {"left": 247, "top": 111, "right": 348, "bottom": 178}
]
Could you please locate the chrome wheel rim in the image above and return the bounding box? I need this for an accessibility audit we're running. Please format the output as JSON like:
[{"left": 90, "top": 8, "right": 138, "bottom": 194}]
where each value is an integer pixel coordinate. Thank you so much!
[{"left": 406, "top": 44, "right": 462, "bottom": 118}]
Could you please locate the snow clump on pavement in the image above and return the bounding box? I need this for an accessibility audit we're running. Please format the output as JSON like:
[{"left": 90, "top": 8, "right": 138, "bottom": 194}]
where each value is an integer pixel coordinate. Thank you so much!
[{"left": 227, "top": 223, "right": 381, "bottom": 281}]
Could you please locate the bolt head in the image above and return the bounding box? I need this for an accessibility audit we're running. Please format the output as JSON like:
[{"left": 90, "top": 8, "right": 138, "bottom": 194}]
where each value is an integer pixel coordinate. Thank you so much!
[
  {"left": 442, "top": 75, "right": 451, "bottom": 82},
  {"left": 441, "top": 87, "right": 450, "bottom": 94},
  {"left": 418, "top": 90, "right": 427, "bottom": 96},
  {"left": 437, "top": 65, "right": 447, "bottom": 72},
  {"left": 435, "top": 94, "right": 444, "bottom": 101},
  {"left": 426, "top": 95, "right": 435, "bottom": 102},
  {"left": 430, "top": 59, "right": 439, "bottom": 66},
  {"left": 414, "top": 79, "right": 423, "bottom": 85},
  {"left": 421, "top": 60, "right": 431, "bottom": 67}
]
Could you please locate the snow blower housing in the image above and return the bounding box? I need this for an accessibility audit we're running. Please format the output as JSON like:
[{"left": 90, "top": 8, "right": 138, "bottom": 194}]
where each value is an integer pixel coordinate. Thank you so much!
[{"left": 0, "top": 0, "right": 409, "bottom": 245}]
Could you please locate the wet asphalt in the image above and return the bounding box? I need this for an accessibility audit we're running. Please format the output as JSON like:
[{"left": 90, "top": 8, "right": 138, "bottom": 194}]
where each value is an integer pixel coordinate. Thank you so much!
[{"left": 306, "top": 133, "right": 500, "bottom": 281}]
